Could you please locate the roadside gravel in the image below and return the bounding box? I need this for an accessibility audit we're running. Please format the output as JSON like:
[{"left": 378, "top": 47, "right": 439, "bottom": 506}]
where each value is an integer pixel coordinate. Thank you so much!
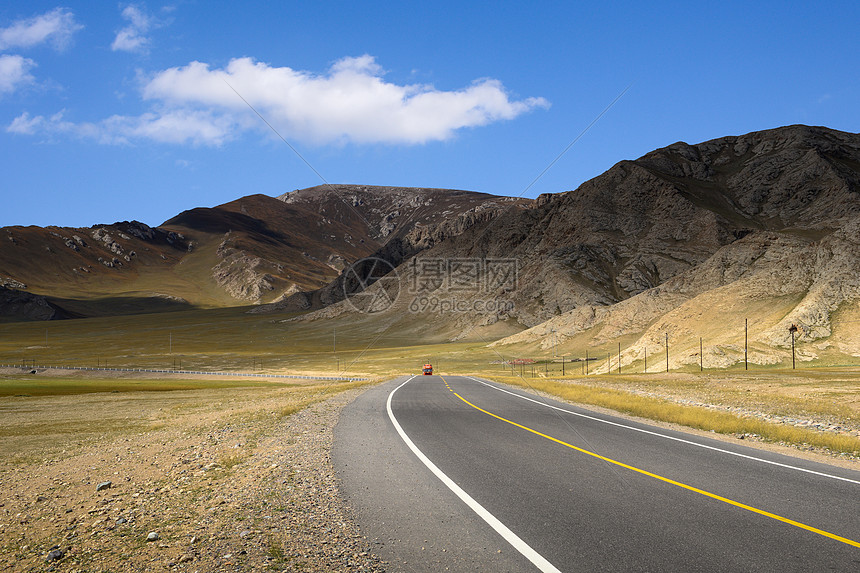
[{"left": 0, "top": 387, "right": 387, "bottom": 572}]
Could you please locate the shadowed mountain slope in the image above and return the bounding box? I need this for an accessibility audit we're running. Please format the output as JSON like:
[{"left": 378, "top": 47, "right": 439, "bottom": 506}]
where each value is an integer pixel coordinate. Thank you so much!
[{"left": 292, "top": 126, "right": 860, "bottom": 366}]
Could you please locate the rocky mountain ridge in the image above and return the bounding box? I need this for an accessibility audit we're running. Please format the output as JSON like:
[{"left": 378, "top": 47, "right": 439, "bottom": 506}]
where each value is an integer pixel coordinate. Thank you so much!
[
  {"left": 0, "top": 187, "right": 528, "bottom": 319},
  {"left": 496, "top": 124, "right": 860, "bottom": 324},
  {"left": 291, "top": 125, "right": 860, "bottom": 367},
  {"left": 254, "top": 188, "right": 532, "bottom": 313}
]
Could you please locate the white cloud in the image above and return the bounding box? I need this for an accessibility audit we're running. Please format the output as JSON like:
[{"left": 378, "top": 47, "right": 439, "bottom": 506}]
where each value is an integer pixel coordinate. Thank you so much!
[
  {"left": 7, "top": 111, "right": 41, "bottom": 134},
  {"left": 0, "top": 8, "right": 82, "bottom": 51},
  {"left": 7, "top": 108, "right": 234, "bottom": 146},
  {"left": 141, "top": 55, "right": 550, "bottom": 145},
  {"left": 7, "top": 110, "right": 91, "bottom": 138},
  {"left": 112, "top": 5, "right": 152, "bottom": 53},
  {"left": 8, "top": 55, "right": 549, "bottom": 147},
  {"left": 105, "top": 109, "right": 234, "bottom": 145},
  {"left": 0, "top": 54, "right": 36, "bottom": 95}
]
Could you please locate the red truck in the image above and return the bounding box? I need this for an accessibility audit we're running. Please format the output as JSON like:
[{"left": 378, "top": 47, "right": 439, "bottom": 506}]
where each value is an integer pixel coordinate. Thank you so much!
[{"left": 422, "top": 363, "right": 433, "bottom": 375}]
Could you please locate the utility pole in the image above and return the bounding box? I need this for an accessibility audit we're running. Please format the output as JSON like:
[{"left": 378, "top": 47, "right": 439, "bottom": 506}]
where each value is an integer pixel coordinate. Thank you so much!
[
  {"left": 700, "top": 337, "right": 703, "bottom": 371},
  {"left": 585, "top": 349, "right": 589, "bottom": 375},
  {"left": 745, "top": 318, "right": 748, "bottom": 371},
  {"left": 169, "top": 332, "right": 172, "bottom": 354},
  {"left": 618, "top": 342, "right": 621, "bottom": 374},
  {"left": 644, "top": 347, "right": 647, "bottom": 373},
  {"left": 562, "top": 355, "right": 565, "bottom": 376},
  {"left": 665, "top": 332, "right": 669, "bottom": 373},
  {"left": 789, "top": 324, "right": 798, "bottom": 369}
]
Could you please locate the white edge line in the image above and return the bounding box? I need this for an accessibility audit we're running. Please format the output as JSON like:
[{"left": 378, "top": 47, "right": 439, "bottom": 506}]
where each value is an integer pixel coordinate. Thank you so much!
[
  {"left": 387, "top": 376, "right": 563, "bottom": 573},
  {"left": 468, "top": 376, "right": 860, "bottom": 486}
]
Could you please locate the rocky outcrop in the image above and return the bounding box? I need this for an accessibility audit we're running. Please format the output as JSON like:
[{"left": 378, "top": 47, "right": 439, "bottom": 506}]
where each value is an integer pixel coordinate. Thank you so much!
[
  {"left": 290, "top": 126, "right": 860, "bottom": 366},
  {"left": 491, "top": 201, "right": 860, "bottom": 367},
  {"left": 0, "top": 286, "right": 72, "bottom": 321},
  {"left": 277, "top": 185, "right": 528, "bottom": 243},
  {"left": 250, "top": 199, "right": 523, "bottom": 314},
  {"left": 211, "top": 234, "right": 281, "bottom": 302},
  {"left": 404, "top": 125, "right": 860, "bottom": 328}
]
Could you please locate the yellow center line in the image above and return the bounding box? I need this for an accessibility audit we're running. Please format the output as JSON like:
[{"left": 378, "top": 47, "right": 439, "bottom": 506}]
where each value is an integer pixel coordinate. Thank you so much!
[{"left": 440, "top": 376, "right": 860, "bottom": 549}]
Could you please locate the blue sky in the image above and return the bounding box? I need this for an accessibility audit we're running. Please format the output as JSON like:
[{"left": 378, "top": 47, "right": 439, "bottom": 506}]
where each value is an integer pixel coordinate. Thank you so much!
[{"left": 1, "top": 1, "right": 858, "bottom": 228}]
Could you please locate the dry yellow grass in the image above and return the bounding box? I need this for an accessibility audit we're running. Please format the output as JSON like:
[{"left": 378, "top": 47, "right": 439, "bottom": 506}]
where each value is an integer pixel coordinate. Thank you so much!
[
  {"left": 1, "top": 303, "right": 858, "bottom": 455},
  {"left": 490, "top": 374, "right": 860, "bottom": 456}
]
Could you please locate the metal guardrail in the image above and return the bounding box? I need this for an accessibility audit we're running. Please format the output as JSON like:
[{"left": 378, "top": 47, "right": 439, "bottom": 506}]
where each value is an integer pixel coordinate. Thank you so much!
[{"left": 0, "top": 364, "right": 367, "bottom": 382}]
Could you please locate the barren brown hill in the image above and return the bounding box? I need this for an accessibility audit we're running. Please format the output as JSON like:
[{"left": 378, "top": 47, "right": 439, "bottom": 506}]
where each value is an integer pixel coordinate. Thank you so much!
[
  {"left": 483, "top": 126, "right": 860, "bottom": 366},
  {"left": 161, "top": 193, "right": 379, "bottom": 304},
  {"left": 253, "top": 186, "right": 532, "bottom": 312},
  {"left": 0, "top": 221, "right": 195, "bottom": 319},
  {"left": 277, "top": 184, "right": 521, "bottom": 240},
  {"left": 431, "top": 125, "right": 860, "bottom": 326},
  {"left": 0, "top": 186, "right": 527, "bottom": 320},
  {"left": 165, "top": 187, "right": 530, "bottom": 310},
  {"left": 294, "top": 126, "right": 860, "bottom": 366}
]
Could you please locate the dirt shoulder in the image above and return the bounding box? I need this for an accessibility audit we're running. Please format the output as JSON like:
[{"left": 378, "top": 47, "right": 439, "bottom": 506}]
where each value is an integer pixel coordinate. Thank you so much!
[{"left": 0, "top": 383, "right": 386, "bottom": 572}]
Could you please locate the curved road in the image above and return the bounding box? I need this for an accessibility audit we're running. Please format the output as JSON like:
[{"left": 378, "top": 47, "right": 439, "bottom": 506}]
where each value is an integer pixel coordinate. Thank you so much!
[{"left": 333, "top": 375, "right": 860, "bottom": 572}]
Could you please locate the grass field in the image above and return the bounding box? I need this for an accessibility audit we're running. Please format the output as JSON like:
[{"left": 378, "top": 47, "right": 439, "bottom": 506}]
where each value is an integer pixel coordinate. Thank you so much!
[
  {"left": 0, "top": 374, "right": 375, "bottom": 461},
  {"left": 488, "top": 373, "right": 860, "bottom": 456},
  {"left": 0, "top": 376, "right": 300, "bottom": 397},
  {"left": 1, "top": 305, "right": 858, "bottom": 457}
]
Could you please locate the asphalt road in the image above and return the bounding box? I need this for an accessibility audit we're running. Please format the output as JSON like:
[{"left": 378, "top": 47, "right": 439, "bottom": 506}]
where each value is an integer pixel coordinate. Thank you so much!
[{"left": 333, "top": 375, "right": 860, "bottom": 572}]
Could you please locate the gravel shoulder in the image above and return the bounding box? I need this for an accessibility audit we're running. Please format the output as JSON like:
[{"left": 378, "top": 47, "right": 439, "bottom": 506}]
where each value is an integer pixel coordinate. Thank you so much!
[{"left": 0, "top": 383, "right": 387, "bottom": 572}]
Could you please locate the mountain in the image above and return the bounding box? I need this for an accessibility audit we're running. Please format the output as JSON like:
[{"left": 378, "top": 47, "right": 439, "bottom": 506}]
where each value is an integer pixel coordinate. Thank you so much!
[
  {"left": 483, "top": 125, "right": 860, "bottom": 367},
  {"left": 161, "top": 193, "right": 378, "bottom": 303},
  {"left": 0, "top": 220, "right": 196, "bottom": 319},
  {"left": 291, "top": 125, "right": 860, "bottom": 365},
  {"left": 253, "top": 186, "right": 532, "bottom": 312},
  {"left": 443, "top": 124, "right": 860, "bottom": 324},
  {"left": 0, "top": 186, "right": 527, "bottom": 319},
  {"left": 276, "top": 184, "right": 520, "bottom": 240},
  {"left": 3, "top": 125, "right": 859, "bottom": 368}
]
